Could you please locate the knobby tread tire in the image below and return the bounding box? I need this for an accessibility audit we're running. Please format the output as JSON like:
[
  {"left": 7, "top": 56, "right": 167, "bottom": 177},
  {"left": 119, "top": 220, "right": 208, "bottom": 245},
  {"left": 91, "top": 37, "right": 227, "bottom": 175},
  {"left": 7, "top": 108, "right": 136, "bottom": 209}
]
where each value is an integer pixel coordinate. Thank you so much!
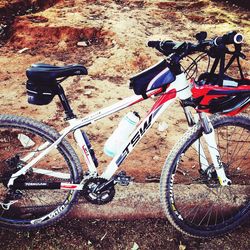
[
  {"left": 160, "top": 114, "right": 250, "bottom": 238},
  {"left": 0, "top": 114, "right": 83, "bottom": 230}
]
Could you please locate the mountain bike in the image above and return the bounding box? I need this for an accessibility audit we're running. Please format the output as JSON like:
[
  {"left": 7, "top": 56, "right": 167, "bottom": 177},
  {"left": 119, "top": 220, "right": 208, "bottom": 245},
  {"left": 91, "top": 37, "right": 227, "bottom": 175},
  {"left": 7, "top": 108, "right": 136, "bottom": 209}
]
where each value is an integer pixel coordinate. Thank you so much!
[{"left": 0, "top": 31, "right": 249, "bottom": 238}]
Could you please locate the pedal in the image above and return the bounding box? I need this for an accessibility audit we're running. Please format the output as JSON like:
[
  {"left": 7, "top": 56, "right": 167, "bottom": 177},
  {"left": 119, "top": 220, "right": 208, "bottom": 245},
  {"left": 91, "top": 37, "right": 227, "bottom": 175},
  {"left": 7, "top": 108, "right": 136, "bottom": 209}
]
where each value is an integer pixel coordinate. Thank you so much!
[{"left": 114, "top": 171, "right": 131, "bottom": 186}]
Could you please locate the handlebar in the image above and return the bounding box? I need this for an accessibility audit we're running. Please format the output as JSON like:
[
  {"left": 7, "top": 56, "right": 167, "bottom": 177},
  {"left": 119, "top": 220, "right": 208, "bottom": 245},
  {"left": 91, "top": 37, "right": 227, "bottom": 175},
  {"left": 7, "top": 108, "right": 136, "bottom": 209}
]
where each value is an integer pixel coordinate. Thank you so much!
[
  {"left": 148, "top": 31, "right": 244, "bottom": 60},
  {"left": 214, "top": 31, "right": 244, "bottom": 46}
]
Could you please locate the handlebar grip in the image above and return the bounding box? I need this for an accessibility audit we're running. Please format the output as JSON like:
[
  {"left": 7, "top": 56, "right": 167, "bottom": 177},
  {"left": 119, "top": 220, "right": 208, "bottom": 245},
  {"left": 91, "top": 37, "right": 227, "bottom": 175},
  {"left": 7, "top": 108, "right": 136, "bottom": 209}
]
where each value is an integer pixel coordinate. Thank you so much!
[
  {"left": 147, "top": 41, "right": 161, "bottom": 49},
  {"left": 214, "top": 32, "right": 244, "bottom": 46},
  {"left": 148, "top": 40, "right": 177, "bottom": 56}
]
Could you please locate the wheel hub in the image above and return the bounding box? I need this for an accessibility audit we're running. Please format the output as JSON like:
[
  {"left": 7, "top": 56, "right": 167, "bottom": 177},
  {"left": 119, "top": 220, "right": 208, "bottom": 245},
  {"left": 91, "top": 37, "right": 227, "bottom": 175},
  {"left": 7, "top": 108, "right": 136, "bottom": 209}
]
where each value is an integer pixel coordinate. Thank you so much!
[{"left": 200, "top": 162, "right": 229, "bottom": 188}]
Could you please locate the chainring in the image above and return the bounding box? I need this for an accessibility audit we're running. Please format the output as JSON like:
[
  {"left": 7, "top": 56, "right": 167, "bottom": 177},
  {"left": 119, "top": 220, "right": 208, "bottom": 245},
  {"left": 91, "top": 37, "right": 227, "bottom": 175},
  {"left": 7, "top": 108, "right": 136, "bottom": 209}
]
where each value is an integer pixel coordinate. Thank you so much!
[{"left": 82, "top": 177, "right": 115, "bottom": 205}]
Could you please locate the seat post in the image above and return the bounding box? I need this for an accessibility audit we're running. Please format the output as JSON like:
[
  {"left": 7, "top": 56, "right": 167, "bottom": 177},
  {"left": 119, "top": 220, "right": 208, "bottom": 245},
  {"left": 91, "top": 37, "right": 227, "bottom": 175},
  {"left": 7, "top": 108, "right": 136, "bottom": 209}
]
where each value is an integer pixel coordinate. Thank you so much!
[{"left": 56, "top": 83, "right": 76, "bottom": 120}]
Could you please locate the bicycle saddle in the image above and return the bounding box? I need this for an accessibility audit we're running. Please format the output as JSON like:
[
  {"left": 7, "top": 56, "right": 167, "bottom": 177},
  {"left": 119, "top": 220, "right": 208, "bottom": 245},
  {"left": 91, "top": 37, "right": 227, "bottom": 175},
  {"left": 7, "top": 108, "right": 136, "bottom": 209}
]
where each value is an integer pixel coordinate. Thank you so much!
[{"left": 26, "top": 63, "right": 88, "bottom": 82}]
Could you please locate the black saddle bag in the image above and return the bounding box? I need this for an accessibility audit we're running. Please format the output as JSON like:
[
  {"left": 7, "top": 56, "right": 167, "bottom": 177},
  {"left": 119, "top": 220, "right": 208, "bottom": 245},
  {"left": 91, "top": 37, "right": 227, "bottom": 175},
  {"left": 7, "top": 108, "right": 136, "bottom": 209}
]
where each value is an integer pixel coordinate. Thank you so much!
[{"left": 26, "top": 79, "right": 57, "bottom": 105}]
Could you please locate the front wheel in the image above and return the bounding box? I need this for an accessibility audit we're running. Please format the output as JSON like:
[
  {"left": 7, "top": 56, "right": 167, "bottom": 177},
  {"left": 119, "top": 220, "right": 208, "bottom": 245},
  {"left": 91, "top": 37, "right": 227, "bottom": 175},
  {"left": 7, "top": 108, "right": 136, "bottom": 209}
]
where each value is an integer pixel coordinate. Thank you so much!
[
  {"left": 160, "top": 114, "right": 250, "bottom": 238},
  {"left": 0, "top": 114, "right": 82, "bottom": 230}
]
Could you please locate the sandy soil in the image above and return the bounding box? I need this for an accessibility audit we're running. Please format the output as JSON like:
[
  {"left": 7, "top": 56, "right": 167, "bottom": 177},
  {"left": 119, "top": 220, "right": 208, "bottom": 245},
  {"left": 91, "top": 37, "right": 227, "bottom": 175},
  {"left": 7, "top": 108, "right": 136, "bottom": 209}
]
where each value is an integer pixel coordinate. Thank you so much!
[{"left": 0, "top": 0, "right": 249, "bottom": 182}]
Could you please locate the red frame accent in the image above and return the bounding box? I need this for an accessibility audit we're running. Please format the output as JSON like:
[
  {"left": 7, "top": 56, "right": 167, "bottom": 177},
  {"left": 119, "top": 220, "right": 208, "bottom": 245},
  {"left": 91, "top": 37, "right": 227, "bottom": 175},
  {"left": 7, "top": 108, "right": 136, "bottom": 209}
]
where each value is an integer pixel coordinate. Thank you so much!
[
  {"left": 191, "top": 81, "right": 250, "bottom": 116},
  {"left": 149, "top": 89, "right": 177, "bottom": 113},
  {"left": 82, "top": 145, "right": 91, "bottom": 165},
  {"left": 128, "top": 88, "right": 164, "bottom": 107},
  {"left": 61, "top": 184, "right": 78, "bottom": 189}
]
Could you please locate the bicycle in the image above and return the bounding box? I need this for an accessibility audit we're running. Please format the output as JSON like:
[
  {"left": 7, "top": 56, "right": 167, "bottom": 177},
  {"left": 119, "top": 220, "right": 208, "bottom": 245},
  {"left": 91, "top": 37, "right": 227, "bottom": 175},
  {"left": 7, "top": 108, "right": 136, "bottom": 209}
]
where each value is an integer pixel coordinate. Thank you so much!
[{"left": 0, "top": 31, "right": 249, "bottom": 238}]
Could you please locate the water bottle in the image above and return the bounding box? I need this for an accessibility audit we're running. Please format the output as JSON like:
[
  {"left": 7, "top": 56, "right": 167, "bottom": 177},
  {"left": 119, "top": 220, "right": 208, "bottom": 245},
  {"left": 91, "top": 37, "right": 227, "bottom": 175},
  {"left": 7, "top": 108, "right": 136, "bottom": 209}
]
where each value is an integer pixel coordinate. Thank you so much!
[{"left": 104, "top": 112, "right": 140, "bottom": 157}]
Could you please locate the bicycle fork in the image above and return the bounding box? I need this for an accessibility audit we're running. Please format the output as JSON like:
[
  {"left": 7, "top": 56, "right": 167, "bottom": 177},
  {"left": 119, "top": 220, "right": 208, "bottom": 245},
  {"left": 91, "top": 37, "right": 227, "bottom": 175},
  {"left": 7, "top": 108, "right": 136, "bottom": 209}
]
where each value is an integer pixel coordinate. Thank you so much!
[
  {"left": 183, "top": 106, "right": 232, "bottom": 186},
  {"left": 199, "top": 113, "right": 232, "bottom": 186}
]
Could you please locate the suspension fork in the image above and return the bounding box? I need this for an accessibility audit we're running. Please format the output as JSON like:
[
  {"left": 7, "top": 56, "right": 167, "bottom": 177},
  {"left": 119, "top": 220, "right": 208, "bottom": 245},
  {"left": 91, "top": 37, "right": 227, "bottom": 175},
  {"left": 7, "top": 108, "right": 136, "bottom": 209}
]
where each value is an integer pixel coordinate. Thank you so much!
[
  {"left": 199, "top": 113, "right": 232, "bottom": 186},
  {"left": 182, "top": 106, "right": 209, "bottom": 171}
]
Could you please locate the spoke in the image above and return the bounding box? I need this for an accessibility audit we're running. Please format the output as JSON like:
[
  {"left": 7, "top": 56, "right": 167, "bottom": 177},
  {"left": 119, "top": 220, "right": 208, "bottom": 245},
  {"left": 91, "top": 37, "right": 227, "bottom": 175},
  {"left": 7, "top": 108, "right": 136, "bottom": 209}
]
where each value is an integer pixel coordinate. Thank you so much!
[
  {"left": 226, "top": 126, "right": 229, "bottom": 161},
  {"left": 0, "top": 209, "right": 4, "bottom": 217},
  {"left": 227, "top": 127, "right": 246, "bottom": 165},
  {"left": 182, "top": 203, "right": 200, "bottom": 222},
  {"left": 198, "top": 204, "right": 214, "bottom": 226},
  {"left": 214, "top": 206, "right": 218, "bottom": 226},
  {"left": 220, "top": 125, "right": 236, "bottom": 160},
  {"left": 177, "top": 203, "right": 192, "bottom": 217},
  {"left": 236, "top": 145, "right": 250, "bottom": 170},
  {"left": 219, "top": 204, "right": 225, "bottom": 224},
  {"left": 190, "top": 145, "right": 210, "bottom": 166},
  {"left": 229, "top": 134, "right": 250, "bottom": 168}
]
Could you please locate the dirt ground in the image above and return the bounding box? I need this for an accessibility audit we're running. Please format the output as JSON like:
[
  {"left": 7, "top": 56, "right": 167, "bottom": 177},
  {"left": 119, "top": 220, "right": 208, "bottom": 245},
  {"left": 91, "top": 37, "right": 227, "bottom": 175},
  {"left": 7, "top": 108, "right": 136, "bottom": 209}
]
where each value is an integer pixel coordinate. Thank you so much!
[
  {"left": 0, "top": 0, "right": 249, "bottom": 182},
  {"left": 0, "top": 0, "right": 249, "bottom": 248},
  {"left": 0, "top": 218, "right": 249, "bottom": 250}
]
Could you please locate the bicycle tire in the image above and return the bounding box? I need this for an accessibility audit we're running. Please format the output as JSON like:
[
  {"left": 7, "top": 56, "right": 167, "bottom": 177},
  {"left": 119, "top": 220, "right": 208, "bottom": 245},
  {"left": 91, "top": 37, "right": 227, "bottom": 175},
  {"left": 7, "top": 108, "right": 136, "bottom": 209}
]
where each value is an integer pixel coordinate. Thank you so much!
[
  {"left": 0, "top": 114, "right": 83, "bottom": 230},
  {"left": 160, "top": 114, "right": 250, "bottom": 238}
]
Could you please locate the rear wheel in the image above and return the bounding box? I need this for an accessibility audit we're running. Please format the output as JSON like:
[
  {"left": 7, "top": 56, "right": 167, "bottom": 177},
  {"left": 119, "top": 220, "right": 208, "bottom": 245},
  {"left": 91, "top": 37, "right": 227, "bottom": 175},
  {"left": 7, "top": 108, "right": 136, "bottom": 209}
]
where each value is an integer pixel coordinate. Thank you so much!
[
  {"left": 0, "top": 114, "right": 82, "bottom": 230},
  {"left": 160, "top": 114, "right": 250, "bottom": 238}
]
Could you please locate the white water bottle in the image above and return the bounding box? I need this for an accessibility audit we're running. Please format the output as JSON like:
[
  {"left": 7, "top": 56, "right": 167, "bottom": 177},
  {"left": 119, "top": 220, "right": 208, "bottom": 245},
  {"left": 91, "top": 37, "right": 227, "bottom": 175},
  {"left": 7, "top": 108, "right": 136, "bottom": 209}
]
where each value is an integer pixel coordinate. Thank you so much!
[{"left": 104, "top": 112, "right": 140, "bottom": 157}]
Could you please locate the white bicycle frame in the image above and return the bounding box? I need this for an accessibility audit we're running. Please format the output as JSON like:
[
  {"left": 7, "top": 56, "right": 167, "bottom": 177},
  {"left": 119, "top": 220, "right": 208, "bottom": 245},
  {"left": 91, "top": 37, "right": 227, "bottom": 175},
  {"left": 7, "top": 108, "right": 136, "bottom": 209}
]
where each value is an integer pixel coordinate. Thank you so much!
[{"left": 7, "top": 73, "right": 231, "bottom": 188}]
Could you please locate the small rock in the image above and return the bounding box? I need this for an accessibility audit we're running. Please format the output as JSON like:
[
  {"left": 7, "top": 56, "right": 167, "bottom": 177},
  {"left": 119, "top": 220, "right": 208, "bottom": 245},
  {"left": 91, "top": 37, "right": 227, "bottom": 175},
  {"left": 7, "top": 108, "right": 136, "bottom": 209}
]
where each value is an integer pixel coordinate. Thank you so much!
[
  {"left": 77, "top": 41, "right": 88, "bottom": 47},
  {"left": 179, "top": 242, "right": 186, "bottom": 250},
  {"left": 58, "top": 41, "right": 67, "bottom": 51},
  {"left": 0, "top": 24, "right": 7, "bottom": 36},
  {"left": 145, "top": 174, "right": 160, "bottom": 182},
  {"left": 84, "top": 90, "right": 92, "bottom": 95},
  {"left": 153, "top": 155, "right": 160, "bottom": 161},
  {"left": 100, "top": 232, "right": 107, "bottom": 241},
  {"left": 131, "top": 242, "right": 139, "bottom": 250},
  {"left": 157, "top": 121, "right": 168, "bottom": 132},
  {"left": 18, "top": 48, "right": 29, "bottom": 54}
]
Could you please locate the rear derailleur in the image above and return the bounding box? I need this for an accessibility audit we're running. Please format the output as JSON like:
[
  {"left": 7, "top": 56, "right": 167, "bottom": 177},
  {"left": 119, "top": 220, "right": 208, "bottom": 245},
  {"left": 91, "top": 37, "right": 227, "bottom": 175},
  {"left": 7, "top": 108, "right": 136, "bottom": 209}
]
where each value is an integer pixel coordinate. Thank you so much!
[
  {"left": 0, "top": 155, "right": 29, "bottom": 210},
  {"left": 0, "top": 189, "right": 22, "bottom": 210},
  {"left": 82, "top": 171, "right": 131, "bottom": 205},
  {"left": 3, "top": 154, "right": 33, "bottom": 185}
]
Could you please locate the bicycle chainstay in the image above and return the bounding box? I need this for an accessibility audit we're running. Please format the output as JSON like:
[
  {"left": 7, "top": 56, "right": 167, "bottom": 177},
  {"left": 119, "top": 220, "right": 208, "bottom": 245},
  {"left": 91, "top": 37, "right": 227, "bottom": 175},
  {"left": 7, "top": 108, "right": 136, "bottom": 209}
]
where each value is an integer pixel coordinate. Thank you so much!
[
  {"left": 0, "top": 175, "right": 86, "bottom": 210},
  {"left": 0, "top": 173, "right": 119, "bottom": 210}
]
